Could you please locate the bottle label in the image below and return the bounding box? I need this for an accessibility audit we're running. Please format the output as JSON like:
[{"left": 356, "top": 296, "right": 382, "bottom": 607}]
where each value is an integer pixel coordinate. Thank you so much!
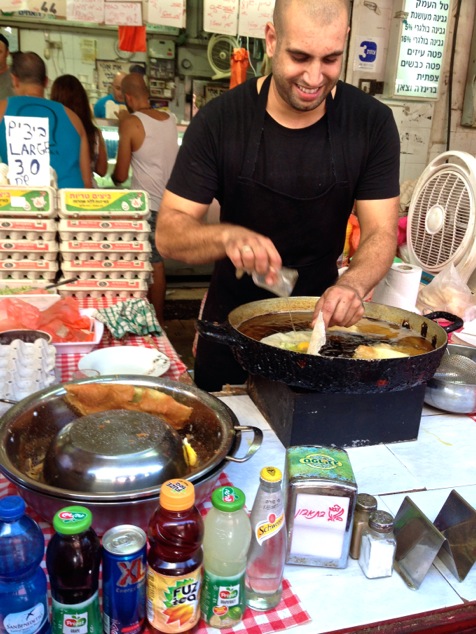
[
  {"left": 51, "top": 591, "right": 101, "bottom": 634},
  {"left": 200, "top": 569, "right": 245, "bottom": 628},
  {"left": 254, "top": 511, "right": 285, "bottom": 545},
  {"left": 146, "top": 567, "right": 201, "bottom": 633},
  {"left": 3, "top": 603, "right": 48, "bottom": 634}
]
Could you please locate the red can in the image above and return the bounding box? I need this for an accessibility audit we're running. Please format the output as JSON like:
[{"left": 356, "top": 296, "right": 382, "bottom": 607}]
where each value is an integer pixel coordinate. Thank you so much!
[{"left": 102, "top": 524, "right": 147, "bottom": 634}]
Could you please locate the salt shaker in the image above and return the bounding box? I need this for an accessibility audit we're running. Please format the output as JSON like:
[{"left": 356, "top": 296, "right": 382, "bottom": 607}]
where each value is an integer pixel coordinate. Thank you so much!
[
  {"left": 358, "top": 510, "right": 396, "bottom": 579},
  {"left": 349, "top": 493, "right": 378, "bottom": 560}
]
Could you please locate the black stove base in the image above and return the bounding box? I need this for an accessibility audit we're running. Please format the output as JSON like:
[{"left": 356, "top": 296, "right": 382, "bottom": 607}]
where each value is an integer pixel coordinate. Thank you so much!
[{"left": 248, "top": 374, "right": 426, "bottom": 448}]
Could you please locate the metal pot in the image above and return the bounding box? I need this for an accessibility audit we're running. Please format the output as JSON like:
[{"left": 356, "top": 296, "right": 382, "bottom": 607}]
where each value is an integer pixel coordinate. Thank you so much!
[
  {"left": 424, "top": 344, "right": 476, "bottom": 413},
  {"left": 197, "top": 297, "right": 462, "bottom": 392},
  {"left": 0, "top": 376, "right": 262, "bottom": 534}
]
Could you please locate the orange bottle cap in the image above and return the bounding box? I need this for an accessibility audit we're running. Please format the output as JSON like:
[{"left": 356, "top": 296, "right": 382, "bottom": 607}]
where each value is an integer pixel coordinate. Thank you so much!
[{"left": 160, "top": 479, "right": 195, "bottom": 511}]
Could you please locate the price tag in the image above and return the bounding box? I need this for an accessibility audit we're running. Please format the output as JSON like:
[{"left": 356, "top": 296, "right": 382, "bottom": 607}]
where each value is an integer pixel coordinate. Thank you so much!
[{"left": 5, "top": 116, "right": 50, "bottom": 186}]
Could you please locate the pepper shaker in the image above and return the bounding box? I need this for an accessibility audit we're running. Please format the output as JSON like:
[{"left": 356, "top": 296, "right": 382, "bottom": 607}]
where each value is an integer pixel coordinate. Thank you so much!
[
  {"left": 349, "top": 493, "right": 377, "bottom": 560},
  {"left": 358, "top": 510, "right": 396, "bottom": 579}
]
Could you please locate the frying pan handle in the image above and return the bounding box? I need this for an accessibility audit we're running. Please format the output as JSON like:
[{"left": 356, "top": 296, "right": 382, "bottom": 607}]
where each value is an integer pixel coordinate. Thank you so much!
[
  {"left": 196, "top": 319, "right": 241, "bottom": 345},
  {"left": 226, "top": 425, "right": 263, "bottom": 463},
  {"left": 424, "top": 311, "right": 464, "bottom": 334}
]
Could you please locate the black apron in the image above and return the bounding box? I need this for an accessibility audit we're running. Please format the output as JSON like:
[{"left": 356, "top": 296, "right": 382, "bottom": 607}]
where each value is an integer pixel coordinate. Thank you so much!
[{"left": 195, "top": 76, "right": 353, "bottom": 391}]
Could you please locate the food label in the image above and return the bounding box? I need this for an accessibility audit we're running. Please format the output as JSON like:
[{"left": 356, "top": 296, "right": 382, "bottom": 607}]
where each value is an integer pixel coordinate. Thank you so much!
[
  {"left": 51, "top": 591, "right": 101, "bottom": 634},
  {"left": 3, "top": 603, "right": 49, "bottom": 634},
  {"left": 254, "top": 510, "right": 285, "bottom": 545},
  {"left": 146, "top": 567, "right": 201, "bottom": 633},
  {"left": 0, "top": 189, "right": 53, "bottom": 213},
  {"left": 200, "top": 569, "right": 245, "bottom": 628},
  {"left": 61, "top": 190, "right": 148, "bottom": 213}
]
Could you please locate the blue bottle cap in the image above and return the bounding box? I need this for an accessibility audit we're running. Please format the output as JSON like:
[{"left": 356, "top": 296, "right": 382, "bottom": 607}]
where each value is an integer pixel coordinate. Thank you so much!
[{"left": 0, "top": 495, "right": 26, "bottom": 521}]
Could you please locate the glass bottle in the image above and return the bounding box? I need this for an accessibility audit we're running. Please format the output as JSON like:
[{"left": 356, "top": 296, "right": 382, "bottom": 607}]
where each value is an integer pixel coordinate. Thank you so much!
[
  {"left": 201, "top": 486, "right": 251, "bottom": 628},
  {"left": 358, "top": 510, "right": 396, "bottom": 579},
  {"left": 245, "top": 466, "right": 287, "bottom": 611},
  {"left": 146, "top": 479, "right": 204, "bottom": 633},
  {"left": 46, "top": 506, "right": 102, "bottom": 634},
  {"left": 0, "top": 496, "right": 51, "bottom": 634},
  {"left": 349, "top": 493, "right": 378, "bottom": 560}
]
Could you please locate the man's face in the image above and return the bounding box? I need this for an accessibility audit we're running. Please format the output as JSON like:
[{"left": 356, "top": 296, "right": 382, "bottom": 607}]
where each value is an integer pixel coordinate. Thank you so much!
[
  {"left": 266, "top": 3, "right": 348, "bottom": 114},
  {"left": 0, "top": 43, "right": 9, "bottom": 73},
  {"left": 112, "top": 75, "right": 125, "bottom": 102}
]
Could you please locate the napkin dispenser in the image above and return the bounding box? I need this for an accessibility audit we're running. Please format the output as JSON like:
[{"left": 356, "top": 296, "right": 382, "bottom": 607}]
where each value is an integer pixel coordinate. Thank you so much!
[{"left": 284, "top": 445, "right": 357, "bottom": 568}]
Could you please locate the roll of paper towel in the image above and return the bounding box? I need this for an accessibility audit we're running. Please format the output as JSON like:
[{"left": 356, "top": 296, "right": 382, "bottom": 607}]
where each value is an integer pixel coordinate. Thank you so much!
[{"left": 372, "top": 263, "right": 422, "bottom": 312}]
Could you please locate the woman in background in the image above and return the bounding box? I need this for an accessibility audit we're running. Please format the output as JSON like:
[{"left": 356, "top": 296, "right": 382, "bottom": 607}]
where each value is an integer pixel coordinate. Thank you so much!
[{"left": 50, "top": 74, "right": 108, "bottom": 182}]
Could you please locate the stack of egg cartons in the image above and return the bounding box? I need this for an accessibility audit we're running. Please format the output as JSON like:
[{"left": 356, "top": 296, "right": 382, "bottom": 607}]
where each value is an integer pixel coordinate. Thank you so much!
[
  {"left": 57, "top": 189, "right": 152, "bottom": 299},
  {"left": 0, "top": 338, "right": 56, "bottom": 402},
  {"left": 0, "top": 185, "right": 59, "bottom": 289}
]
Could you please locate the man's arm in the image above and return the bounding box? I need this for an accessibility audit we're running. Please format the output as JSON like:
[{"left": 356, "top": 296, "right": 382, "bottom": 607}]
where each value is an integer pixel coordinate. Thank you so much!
[
  {"left": 94, "top": 129, "right": 108, "bottom": 177},
  {"left": 314, "top": 196, "right": 400, "bottom": 327},
  {"left": 111, "top": 116, "right": 133, "bottom": 184},
  {"left": 156, "top": 190, "right": 282, "bottom": 277}
]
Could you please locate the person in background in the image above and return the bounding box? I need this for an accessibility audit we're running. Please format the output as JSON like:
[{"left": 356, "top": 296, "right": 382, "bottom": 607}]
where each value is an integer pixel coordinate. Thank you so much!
[
  {"left": 0, "top": 34, "right": 13, "bottom": 100},
  {"left": 93, "top": 71, "right": 127, "bottom": 119},
  {"left": 0, "top": 52, "right": 92, "bottom": 188},
  {"left": 111, "top": 73, "right": 178, "bottom": 324},
  {"left": 129, "top": 64, "right": 146, "bottom": 76},
  {"left": 155, "top": 0, "right": 400, "bottom": 391},
  {"left": 50, "top": 74, "right": 108, "bottom": 184}
]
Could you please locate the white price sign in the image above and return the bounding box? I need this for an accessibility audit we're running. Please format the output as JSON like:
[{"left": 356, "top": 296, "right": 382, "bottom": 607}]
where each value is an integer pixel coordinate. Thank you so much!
[{"left": 5, "top": 116, "right": 50, "bottom": 186}]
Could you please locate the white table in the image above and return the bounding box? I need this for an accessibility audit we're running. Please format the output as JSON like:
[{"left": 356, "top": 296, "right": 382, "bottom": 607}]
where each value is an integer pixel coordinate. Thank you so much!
[{"left": 220, "top": 395, "right": 476, "bottom": 633}]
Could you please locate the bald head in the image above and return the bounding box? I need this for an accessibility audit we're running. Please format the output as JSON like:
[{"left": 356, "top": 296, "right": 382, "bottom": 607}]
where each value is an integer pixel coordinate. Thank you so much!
[
  {"left": 121, "top": 73, "right": 149, "bottom": 99},
  {"left": 111, "top": 71, "right": 127, "bottom": 102},
  {"left": 273, "top": 0, "right": 350, "bottom": 35}
]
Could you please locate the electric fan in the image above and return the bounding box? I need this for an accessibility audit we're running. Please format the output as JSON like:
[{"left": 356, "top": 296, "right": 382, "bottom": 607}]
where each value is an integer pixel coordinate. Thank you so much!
[
  {"left": 207, "top": 34, "right": 240, "bottom": 80},
  {"left": 406, "top": 151, "right": 476, "bottom": 286}
]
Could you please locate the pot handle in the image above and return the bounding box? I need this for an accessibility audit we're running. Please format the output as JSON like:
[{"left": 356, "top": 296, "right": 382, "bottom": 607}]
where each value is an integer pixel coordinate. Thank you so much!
[
  {"left": 424, "top": 311, "right": 464, "bottom": 334},
  {"left": 196, "top": 319, "right": 241, "bottom": 346},
  {"left": 226, "top": 425, "right": 263, "bottom": 463}
]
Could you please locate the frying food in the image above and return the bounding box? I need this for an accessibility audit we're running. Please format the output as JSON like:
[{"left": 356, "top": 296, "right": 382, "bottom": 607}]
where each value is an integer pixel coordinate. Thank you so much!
[
  {"left": 64, "top": 383, "right": 192, "bottom": 430},
  {"left": 353, "top": 344, "right": 409, "bottom": 360}
]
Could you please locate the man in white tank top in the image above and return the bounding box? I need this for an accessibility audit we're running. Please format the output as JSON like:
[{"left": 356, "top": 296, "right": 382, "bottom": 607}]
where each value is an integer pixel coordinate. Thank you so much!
[{"left": 112, "top": 73, "right": 178, "bottom": 324}]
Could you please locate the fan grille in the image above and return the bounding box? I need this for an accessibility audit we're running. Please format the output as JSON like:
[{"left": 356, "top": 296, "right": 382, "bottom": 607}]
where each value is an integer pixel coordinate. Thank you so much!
[{"left": 409, "top": 170, "right": 472, "bottom": 270}]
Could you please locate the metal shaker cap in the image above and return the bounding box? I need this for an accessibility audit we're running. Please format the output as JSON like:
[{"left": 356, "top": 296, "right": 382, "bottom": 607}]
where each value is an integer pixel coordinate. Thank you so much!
[
  {"left": 369, "top": 510, "right": 394, "bottom": 532},
  {"left": 355, "top": 493, "right": 378, "bottom": 512}
]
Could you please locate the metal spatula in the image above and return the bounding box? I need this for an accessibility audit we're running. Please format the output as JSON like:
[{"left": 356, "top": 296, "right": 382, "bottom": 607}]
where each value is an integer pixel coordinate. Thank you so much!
[{"left": 433, "top": 353, "right": 476, "bottom": 384}]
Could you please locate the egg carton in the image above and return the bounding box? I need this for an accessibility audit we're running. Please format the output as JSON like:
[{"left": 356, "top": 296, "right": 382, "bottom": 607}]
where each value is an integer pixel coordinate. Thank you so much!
[
  {"left": 0, "top": 218, "right": 58, "bottom": 241},
  {"left": 0, "top": 239, "right": 59, "bottom": 261},
  {"left": 57, "top": 277, "right": 148, "bottom": 299},
  {"left": 0, "top": 338, "right": 56, "bottom": 401},
  {"left": 0, "top": 186, "right": 57, "bottom": 218},
  {"left": 0, "top": 280, "right": 50, "bottom": 292},
  {"left": 61, "top": 259, "right": 152, "bottom": 272},
  {"left": 59, "top": 240, "right": 151, "bottom": 262},
  {"left": 59, "top": 189, "right": 150, "bottom": 219},
  {"left": 61, "top": 260, "right": 152, "bottom": 281},
  {"left": 58, "top": 218, "right": 150, "bottom": 242},
  {"left": 0, "top": 260, "right": 58, "bottom": 280}
]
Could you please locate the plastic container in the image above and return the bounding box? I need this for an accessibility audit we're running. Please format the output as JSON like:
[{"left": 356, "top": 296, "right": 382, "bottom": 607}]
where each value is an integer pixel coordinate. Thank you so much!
[
  {"left": 245, "top": 466, "right": 287, "bottom": 611},
  {"left": 46, "top": 506, "right": 102, "bottom": 634},
  {"left": 200, "top": 486, "right": 251, "bottom": 628},
  {"left": 146, "top": 479, "right": 204, "bottom": 633},
  {"left": 0, "top": 496, "right": 51, "bottom": 634}
]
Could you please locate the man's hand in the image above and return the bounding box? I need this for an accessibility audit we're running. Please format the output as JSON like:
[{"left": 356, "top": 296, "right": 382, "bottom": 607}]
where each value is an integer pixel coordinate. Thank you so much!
[
  {"left": 223, "top": 228, "right": 282, "bottom": 282},
  {"left": 313, "top": 283, "right": 365, "bottom": 329}
]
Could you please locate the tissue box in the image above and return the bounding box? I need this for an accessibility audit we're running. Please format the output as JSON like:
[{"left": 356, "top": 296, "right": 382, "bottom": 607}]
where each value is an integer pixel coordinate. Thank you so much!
[{"left": 284, "top": 446, "right": 357, "bottom": 568}]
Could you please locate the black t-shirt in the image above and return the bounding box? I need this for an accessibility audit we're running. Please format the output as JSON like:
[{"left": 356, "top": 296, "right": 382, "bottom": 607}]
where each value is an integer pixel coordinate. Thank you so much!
[{"left": 167, "top": 78, "right": 400, "bottom": 211}]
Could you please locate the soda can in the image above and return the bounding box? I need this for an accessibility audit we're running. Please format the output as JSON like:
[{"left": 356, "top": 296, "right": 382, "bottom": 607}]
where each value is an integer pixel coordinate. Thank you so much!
[{"left": 102, "top": 524, "right": 147, "bottom": 634}]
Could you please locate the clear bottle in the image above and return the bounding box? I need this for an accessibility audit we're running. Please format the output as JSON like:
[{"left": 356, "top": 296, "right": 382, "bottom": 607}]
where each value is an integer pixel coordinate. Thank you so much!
[
  {"left": 146, "top": 479, "right": 204, "bottom": 634},
  {"left": 349, "top": 493, "right": 378, "bottom": 560},
  {"left": 358, "top": 510, "right": 396, "bottom": 579},
  {"left": 245, "top": 466, "right": 287, "bottom": 611},
  {"left": 200, "top": 486, "right": 251, "bottom": 628},
  {"left": 0, "top": 496, "right": 51, "bottom": 634},
  {"left": 46, "top": 506, "right": 102, "bottom": 634}
]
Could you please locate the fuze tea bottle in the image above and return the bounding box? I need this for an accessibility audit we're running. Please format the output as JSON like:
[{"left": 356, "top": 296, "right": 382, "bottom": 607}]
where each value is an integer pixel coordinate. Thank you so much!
[
  {"left": 146, "top": 479, "right": 204, "bottom": 633},
  {"left": 245, "top": 466, "right": 287, "bottom": 611},
  {"left": 200, "top": 486, "right": 251, "bottom": 628},
  {"left": 46, "top": 506, "right": 102, "bottom": 634}
]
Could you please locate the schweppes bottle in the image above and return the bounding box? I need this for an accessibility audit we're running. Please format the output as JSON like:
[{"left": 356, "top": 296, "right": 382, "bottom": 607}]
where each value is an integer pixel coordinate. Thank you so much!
[{"left": 245, "top": 467, "right": 287, "bottom": 611}]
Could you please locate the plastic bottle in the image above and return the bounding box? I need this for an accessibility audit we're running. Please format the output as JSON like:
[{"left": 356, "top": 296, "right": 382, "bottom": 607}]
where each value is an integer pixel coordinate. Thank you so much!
[
  {"left": 245, "top": 466, "right": 287, "bottom": 611},
  {"left": 200, "top": 486, "right": 251, "bottom": 628},
  {"left": 146, "top": 479, "right": 204, "bottom": 634},
  {"left": 45, "top": 506, "right": 102, "bottom": 634},
  {"left": 0, "top": 496, "right": 51, "bottom": 634}
]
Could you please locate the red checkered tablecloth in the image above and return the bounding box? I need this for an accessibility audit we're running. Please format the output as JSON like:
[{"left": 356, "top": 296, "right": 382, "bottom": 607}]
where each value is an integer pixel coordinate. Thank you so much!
[{"left": 56, "top": 297, "right": 188, "bottom": 382}]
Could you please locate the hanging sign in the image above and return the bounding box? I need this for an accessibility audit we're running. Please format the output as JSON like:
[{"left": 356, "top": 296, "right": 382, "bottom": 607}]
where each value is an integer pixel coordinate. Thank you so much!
[
  {"left": 203, "top": 0, "right": 239, "bottom": 36},
  {"left": 5, "top": 116, "right": 50, "bottom": 186},
  {"left": 238, "top": 0, "right": 274, "bottom": 38}
]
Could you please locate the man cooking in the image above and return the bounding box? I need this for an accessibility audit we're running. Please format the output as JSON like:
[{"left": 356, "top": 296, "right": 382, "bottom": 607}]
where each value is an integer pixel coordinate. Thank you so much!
[{"left": 156, "top": 0, "right": 400, "bottom": 391}]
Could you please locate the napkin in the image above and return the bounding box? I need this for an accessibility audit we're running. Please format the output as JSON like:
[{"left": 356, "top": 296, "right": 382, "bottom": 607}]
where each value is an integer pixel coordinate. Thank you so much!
[{"left": 94, "top": 298, "right": 162, "bottom": 339}]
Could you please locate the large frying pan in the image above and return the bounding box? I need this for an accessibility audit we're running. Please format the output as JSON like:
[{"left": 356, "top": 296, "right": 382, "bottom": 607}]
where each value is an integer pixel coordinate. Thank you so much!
[{"left": 197, "top": 297, "right": 462, "bottom": 393}]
